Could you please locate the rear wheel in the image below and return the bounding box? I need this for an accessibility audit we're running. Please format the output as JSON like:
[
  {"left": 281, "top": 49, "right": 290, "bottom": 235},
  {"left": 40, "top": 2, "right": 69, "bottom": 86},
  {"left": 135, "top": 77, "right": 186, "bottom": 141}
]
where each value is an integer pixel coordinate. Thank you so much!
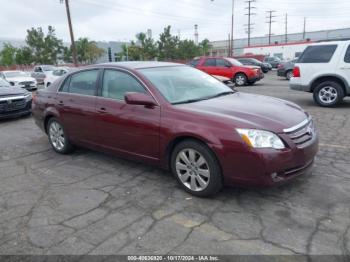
[
  {"left": 170, "top": 140, "right": 223, "bottom": 197},
  {"left": 234, "top": 73, "right": 247, "bottom": 86},
  {"left": 313, "top": 81, "right": 344, "bottom": 107},
  {"left": 47, "top": 118, "right": 74, "bottom": 154},
  {"left": 286, "top": 70, "right": 293, "bottom": 80}
]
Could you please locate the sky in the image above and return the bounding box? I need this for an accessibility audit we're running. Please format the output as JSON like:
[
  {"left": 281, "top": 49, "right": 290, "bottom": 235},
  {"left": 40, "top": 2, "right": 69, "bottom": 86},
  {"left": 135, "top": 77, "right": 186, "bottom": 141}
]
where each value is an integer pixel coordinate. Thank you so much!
[{"left": 1, "top": 0, "right": 350, "bottom": 43}]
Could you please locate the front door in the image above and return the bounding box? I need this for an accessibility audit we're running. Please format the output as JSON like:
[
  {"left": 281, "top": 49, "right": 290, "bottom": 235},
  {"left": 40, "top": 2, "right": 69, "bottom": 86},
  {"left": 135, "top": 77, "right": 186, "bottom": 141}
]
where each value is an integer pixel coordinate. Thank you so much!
[{"left": 95, "top": 69, "right": 160, "bottom": 160}]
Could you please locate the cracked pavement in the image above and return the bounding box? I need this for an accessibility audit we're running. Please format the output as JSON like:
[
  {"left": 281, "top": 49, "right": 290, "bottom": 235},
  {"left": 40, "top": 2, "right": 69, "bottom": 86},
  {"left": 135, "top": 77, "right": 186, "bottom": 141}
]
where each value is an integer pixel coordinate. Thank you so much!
[{"left": 0, "top": 73, "right": 349, "bottom": 255}]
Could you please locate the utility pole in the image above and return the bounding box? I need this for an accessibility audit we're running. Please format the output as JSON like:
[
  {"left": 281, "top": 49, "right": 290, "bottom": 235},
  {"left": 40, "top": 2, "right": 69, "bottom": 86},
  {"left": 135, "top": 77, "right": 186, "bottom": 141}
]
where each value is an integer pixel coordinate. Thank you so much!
[
  {"left": 60, "top": 0, "right": 78, "bottom": 66},
  {"left": 285, "top": 13, "right": 288, "bottom": 43},
  {"left": 228, "top": 33, "right": 231, "bottom": 56},
  {"left": 194, "top": 24, "right": 199, "bottom": 45},
  {"left": 230, "top": 0, "right": 234, "bottom": 56},
  {"left": 303, "top": 17, "right": 306, "bottom": 39},
  {"left": 245, "top": 0, "right": 256, "bottom": 47},
  {"left": 266, "top": 10, "right": 276, "bottom": 45}
]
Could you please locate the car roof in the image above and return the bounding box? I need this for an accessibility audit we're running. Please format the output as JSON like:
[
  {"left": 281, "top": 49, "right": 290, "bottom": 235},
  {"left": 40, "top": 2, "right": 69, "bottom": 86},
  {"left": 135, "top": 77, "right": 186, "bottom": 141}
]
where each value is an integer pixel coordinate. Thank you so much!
[
  {"left": 1, "top": 70, "right": 23, "bottom": 73},
  {"left": 99, "top": 61, "right": 184, "bottom": 69},
  {"left": 309, "top": 40, "right": 350, "bottom": 46}
]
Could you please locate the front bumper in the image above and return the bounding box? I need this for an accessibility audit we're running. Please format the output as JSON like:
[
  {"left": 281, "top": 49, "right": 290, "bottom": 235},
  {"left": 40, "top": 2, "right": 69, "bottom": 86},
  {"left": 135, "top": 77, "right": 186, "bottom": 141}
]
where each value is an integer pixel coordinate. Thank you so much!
[{"left": 211, "top": 132, "right": 319, "bottom": 187}]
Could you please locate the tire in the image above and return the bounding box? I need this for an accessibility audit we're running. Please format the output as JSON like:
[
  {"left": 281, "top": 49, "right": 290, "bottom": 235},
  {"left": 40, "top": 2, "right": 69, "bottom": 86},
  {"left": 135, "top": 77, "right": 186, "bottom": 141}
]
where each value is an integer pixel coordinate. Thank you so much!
[
  {"left": 286, "top": 70, "right": 293, "bottom": 80},
  {"left": 47, "top": 117, "right": 74, "bottom": 154},
  {"left": 234, "top": 73, "right": 247, "bottom": 86},
  {"left": 313, "top": 81, "right": 344, "bottom": 107},
  {"left": 170, "top": 139, "right": 223, "bottom": 197}
]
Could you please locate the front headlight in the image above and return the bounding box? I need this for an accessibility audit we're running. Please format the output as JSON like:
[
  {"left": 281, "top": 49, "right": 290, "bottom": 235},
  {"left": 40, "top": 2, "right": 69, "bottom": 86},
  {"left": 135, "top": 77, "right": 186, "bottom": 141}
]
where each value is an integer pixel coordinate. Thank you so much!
[{"left": 236, "top": 128, "right": 285, "bottom": 149}]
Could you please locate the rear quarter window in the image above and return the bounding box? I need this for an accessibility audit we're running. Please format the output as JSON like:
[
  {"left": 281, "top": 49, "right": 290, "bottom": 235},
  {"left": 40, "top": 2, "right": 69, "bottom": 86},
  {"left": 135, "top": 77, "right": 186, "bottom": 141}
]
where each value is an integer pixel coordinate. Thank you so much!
[{"left": 298, "top": 45, "right": 337, "bottom": 63}]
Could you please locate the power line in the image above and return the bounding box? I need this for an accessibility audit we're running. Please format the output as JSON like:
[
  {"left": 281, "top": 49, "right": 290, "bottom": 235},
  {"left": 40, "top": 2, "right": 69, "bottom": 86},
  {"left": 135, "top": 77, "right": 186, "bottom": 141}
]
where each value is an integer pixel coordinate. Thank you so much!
[
  {"left": 245, "top": 0, "right": 256, "bottom": 47},
  {"left": 266, "top": 10, "right": 276, "bottom": 45}
]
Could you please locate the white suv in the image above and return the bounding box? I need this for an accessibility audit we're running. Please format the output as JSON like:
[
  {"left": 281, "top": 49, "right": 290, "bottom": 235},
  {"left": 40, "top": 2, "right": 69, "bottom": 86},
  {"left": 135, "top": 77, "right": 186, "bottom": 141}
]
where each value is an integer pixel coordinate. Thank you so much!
[{"left": 290, "top": 40, "right": 350, "bottom": 107}]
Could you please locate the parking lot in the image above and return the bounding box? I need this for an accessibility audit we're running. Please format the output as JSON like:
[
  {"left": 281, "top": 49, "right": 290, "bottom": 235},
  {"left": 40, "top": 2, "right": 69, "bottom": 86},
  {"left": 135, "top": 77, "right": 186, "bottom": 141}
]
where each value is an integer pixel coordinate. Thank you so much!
[{"left": 0, "top": 72, "right": 349, "bottom": 256}]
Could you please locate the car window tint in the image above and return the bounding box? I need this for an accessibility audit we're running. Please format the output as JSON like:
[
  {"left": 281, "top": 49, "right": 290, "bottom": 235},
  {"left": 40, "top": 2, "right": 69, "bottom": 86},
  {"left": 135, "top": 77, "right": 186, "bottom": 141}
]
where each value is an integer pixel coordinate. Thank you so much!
[
  {"left": 60, "top": 77, "right": 70, "bottom": 92},
  {"left": 102, "top": 70, "right": 146, "bottom": 100},
  {"left": 188, "top": 59, "right": 200, "bottom": 67},
  {"left": 203, "top": 58, "right": 216, "bottom": 66},
  {"left": 298, "top": 45, "right": 337, "bottom": 63},
  {"left": 68, "top": 70, "right": 98, "bottom": 96},
  {"left": 344, "top": 45, "right": 350, "bottom": 63},
  {"left": 216, "top": 59, "right": 230, "bottom": 67}
]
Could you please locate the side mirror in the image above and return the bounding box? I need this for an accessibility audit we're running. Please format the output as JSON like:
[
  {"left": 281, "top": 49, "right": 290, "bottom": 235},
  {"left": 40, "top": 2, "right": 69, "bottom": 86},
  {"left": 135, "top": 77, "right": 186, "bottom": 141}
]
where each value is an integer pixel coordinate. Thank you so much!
[{"left": 124, "top": 92, "right": 157, "bottom": 107}]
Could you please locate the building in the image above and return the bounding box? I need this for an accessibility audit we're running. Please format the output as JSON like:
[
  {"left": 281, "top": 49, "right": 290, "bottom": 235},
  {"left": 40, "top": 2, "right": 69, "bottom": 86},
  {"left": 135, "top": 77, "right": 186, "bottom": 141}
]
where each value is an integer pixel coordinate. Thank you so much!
[{"left": 209, "top": 27, "right": 350, "bottom": 60}]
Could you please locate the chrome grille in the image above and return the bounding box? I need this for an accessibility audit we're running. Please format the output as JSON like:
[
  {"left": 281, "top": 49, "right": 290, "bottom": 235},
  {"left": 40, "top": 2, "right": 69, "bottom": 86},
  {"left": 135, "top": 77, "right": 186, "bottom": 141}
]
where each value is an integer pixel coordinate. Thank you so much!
[
  {"left": 0, "top": 98, "right": 26, "bottom": 113},
  {"left": 19, "top": 81, "right": 35, "bottom": 86},
  {"left": 285, "top": 119, "right": 315, "bottom": 148}
]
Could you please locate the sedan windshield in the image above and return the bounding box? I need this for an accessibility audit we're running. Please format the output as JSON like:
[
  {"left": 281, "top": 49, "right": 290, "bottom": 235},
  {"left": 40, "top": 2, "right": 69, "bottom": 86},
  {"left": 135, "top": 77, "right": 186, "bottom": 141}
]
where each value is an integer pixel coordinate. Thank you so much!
[
  {"left": 4, "top": 71, "right": 27, "bottom": 78},
  {"left": 0, "top": 79, "right": 10, "bottom": 87},
  {"left": 139, "top": 66, "right": 234, "bottom": 104}
]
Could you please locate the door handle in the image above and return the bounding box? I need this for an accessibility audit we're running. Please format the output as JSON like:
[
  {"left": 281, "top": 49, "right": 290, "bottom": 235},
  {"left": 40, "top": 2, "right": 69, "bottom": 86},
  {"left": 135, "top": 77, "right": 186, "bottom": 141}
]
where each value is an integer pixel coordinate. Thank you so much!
[
  {"left": 97, "top": 107, "right": 107, "bottom": 113},
  {"left": 58, "top": 100, "right": 64, "bottom": 105},
  {"left": 340, "top": 67, "right": 350, "bottom": 70}
]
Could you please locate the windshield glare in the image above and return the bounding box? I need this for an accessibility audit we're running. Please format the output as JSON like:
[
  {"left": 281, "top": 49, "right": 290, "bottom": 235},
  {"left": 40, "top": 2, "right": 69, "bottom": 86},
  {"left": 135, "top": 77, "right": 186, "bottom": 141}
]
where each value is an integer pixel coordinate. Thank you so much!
[
  {"left": 4, "top": 71, "right": 27, "bottom": 78},
  {"left": 139, "top": 66, "right": 233, "bottom": 104}
]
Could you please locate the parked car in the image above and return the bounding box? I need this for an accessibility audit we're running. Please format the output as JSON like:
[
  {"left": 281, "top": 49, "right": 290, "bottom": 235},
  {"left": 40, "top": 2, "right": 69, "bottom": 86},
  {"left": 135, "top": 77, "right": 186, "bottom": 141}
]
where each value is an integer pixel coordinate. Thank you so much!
[
  {"left": 212, "top": 75, "right": 235, "bottom": 89},
  {"left": 31, "top": 65, "right": 56, "bottom": 85},
  {"left": 0, "top": 70, "right": 37, "bottom": 91},
  {"left": 0, "top": 78, "right": 32, "bottom": 119},
  {"left": 290, "top": 40, "right": 350, "bottom": 107},
  {"left": 264, "top": 56, "right": 282, "bottom": 68},
  {"left": 44, "top": 67, "right": 70, "bottom": 88},
  {"left": 190, "top": 56, "right": 263, "bottom": 86},
  {"left": 32, "top": 62, "right": 318, "bottom": 197},
  {"left": 277, "top": 59, "right": 297, "bottom": 80},
  {"left": 237, "top": 58, "right": 270, "bottom": 73}
]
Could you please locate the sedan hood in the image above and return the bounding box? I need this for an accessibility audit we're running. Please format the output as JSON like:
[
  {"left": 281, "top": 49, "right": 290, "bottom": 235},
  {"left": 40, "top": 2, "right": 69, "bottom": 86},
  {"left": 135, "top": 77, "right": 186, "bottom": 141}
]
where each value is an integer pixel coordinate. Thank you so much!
[
  {"left": 178, "top": 92, "right": 308, "bottom": 133},
  {"left": 7, "top": 76, "right": 36, "bottom": 82},
  {"left": 242, "top": 65, "right": 260, "bottom": 70},
  {"left": 0, "top": 86, "right": 28, "bottom": 96}
]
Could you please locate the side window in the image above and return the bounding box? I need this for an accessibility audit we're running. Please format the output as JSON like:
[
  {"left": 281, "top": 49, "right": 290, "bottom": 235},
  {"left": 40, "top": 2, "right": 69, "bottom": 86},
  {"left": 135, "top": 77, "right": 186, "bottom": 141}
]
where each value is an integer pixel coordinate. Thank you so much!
[
  {"left": 216, "top": 59, "right": 230, "bottom": 67},
  {"left": 203, "top": 58, "right": 216, "bottom": 66},
  {"left": 68, "top": 70, "right": 99, "bottom": 96},
  {"left": 34, "top": 67, "right": 42, "bottom": 72},
  {"left": 344, "top": 45, "right": 350, "bottom": 63},
  {"left": 59, "top": 76, "right": 70, "bottom": 92},
  {"left": 102, "top": 70, "right": 146, "bottom": 100},
  {"left": 298, "top": 45, "right": 337, "bottom": 63},
  {"left": 188, "top": 59, "right": 200, "bottom": 67}
]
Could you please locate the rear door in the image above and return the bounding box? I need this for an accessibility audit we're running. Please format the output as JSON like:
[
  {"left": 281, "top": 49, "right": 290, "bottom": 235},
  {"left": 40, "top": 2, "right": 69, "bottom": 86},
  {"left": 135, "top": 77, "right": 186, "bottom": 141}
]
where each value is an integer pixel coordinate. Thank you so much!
[
  {"left": 197, "top": 58, "right": 217, "bottom": 75},
  {"left": 56, "top": 69, "right": 100, "bottom": 143}
]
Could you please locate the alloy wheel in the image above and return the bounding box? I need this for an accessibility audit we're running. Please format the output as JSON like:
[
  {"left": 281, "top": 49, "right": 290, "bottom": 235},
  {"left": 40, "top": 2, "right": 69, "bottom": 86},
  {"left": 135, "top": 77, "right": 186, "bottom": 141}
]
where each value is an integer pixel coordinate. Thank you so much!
[
  {"left": 235, "top": 75, "right": 245, "bottom": 86},
  {"left": 175, "top": 148, "right": 210, "bottom": 192},
  {"left": 49, "top": 121, "right": 65, "bottom": 151},
  {"left": 318, "top": 86, "right": 338, "bottom": 104}
]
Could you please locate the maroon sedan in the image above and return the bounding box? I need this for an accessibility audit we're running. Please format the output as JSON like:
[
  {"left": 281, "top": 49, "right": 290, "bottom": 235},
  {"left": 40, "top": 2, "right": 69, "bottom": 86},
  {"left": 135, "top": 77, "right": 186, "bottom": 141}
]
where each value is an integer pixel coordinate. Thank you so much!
[{"left": 32, "top": 62, "right": 318, "bottom": 197}]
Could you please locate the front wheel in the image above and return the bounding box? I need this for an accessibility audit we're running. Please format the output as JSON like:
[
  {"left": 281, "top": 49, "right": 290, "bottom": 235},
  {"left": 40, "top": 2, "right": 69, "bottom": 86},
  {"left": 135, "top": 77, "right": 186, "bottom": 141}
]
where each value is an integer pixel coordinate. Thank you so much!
[
  {"left": 234, "top": 73, "right": 247, "bottom": 86},
  {"left": 313, "top": 81, "right": 344, "bottom": 107},
  {"left": 170, "top": 140, "right": 223, "bottom": 197},
  {"left": 47, "top": 118, "right": 74, "bottom": 154}
]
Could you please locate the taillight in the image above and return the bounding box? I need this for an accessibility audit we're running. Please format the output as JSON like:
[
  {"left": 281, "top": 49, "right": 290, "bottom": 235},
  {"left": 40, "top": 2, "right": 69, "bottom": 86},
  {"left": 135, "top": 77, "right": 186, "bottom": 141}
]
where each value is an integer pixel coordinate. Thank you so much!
[{"left": 293, "top": 66, "right": 300, "bottom": 77}]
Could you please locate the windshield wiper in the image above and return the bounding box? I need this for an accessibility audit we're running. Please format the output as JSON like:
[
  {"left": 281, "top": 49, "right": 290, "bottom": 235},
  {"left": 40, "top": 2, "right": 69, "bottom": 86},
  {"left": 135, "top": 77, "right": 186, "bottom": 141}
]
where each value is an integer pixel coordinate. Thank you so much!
[{"left": 172, "top": 91, "right": 234, "bottom": 105}]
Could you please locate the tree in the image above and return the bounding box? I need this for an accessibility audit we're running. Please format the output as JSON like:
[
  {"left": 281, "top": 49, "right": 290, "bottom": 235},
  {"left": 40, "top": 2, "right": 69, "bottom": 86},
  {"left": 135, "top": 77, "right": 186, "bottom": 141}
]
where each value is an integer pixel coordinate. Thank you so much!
[
  {"left": 199, "top": 39, "right": 211, "bottom": 55},
  {"left": 136, "top": 33, "right": 157, "bottom": 60},
  {"left": 157, "top": 26, "right": 179, "bottom": 61},
  {"left": 0, "top": 43, "right": 17, "bottom": 66},
  {"left": 66, "top": 38, "right": 105, "bottom": 64},
  {"left": 177, "top": 40, "right": 200, "bottom": 60},
  {"left": 15, "top": 46, "right": 33, "bottom": 65},
  {"left": 25, "top": 26, "right": 63, "bottom": 64}
]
